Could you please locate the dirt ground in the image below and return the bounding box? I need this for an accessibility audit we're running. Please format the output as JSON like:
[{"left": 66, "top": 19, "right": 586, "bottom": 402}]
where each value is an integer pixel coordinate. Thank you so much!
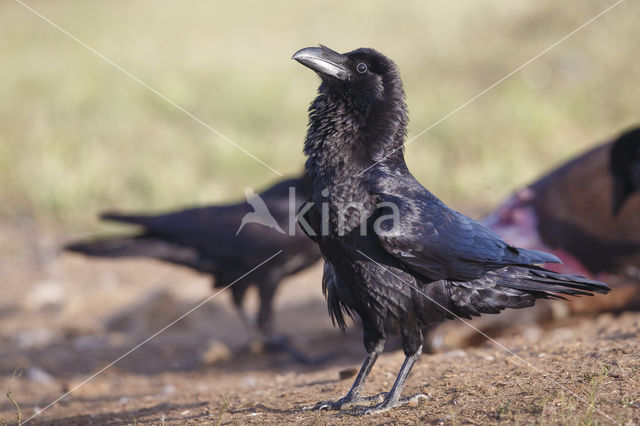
[{"left": 1, "top": 223, "right": 639, "bottom": 425}]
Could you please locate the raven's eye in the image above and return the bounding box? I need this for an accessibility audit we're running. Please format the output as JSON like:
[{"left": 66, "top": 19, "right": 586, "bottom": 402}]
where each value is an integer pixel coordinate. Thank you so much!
[{"left": 356, "top": 63, "right": 368, "bottom": 74}]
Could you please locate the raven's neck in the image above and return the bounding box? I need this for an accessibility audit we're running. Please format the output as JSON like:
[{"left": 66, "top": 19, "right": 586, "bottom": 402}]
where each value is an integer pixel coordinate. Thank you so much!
[
  {"left": 303, "top": 90, "right": 408, "bottom": 201},
  {"left": 302, "top": 88, "right": 408, "bottom": 234}
]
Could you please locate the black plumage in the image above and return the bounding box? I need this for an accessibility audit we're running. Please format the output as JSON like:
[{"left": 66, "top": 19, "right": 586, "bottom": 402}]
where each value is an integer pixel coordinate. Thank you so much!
[
  {"left": 611, "top": 127, "right": 640, "bottom": 216},
  {"left": 66, "top": 177, "right": 321, "bottom": 342},
  {"left": 293, "top": 45, "right": 609, "bottom": 414}
]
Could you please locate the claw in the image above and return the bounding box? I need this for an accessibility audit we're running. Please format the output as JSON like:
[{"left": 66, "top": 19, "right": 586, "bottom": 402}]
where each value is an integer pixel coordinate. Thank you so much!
[
  {"left": 354, "top": 392, "right": 387, "bottom": 405},
  {"left": 354, "top": 393, "right": 429, "bottom": 415},
  {"left": 302, "top": 400, "right": 341, "bottom": 411},
  {"left": 303, "top": 392, "right": 390, "bottom": 412}
]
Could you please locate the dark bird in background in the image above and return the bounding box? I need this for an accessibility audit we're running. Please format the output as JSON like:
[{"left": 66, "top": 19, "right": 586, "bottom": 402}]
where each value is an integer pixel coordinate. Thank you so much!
[
  {"left": 66, "top": 177, "right": 322, "bottom": 353},
  {"left": 432, "top": 129, "right": 640, "bottom": 350},
  {"left": 485, "top": 127, "right": 640, "bottom": 280},
  {"left": 610, "top": 128, "right": 640, "bottom": 216},
  {"left": 293, "top": 45, "right": 609, "bottom": 414}
]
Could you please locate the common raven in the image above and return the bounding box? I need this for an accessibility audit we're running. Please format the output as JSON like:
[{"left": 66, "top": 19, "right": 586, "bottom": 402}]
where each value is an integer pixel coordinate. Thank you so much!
[
  {"left": 66, "top": 177, "right": 321, "bottom": 348},
  {"left": 293, "top": 45, "right": 609, "bottom": 414}
]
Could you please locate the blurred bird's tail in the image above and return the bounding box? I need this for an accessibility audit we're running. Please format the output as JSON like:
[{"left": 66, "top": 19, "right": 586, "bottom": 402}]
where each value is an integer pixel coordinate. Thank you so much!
[
  {"left": 100, "top": 212, "right": 156, "bottom": 227},
  {"left": 65, "top": 235, "right": 163, "bottom": 258},
  {"left": 65, "top": 234, "right": 206, "bottom": 271}
]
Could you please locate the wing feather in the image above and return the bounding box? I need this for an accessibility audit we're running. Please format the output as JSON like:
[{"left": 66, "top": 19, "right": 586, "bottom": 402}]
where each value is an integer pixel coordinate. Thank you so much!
[{"left": 374, "top": 190, "right": 560, "bottom": 282}]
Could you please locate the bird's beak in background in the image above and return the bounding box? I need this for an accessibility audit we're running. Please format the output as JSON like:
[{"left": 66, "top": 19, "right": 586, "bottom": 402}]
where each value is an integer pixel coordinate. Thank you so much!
[
  {"left": 612, "top": 180, "right": 630, "bottom": 216},
  {"left": 292, "top": 45, "right": 351, "bottom": 81}
]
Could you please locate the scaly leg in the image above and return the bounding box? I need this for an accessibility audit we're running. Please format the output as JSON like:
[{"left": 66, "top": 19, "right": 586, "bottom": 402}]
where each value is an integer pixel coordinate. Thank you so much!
[
  {"left": 304, "top": 340, "right": 386, "bottom": 410},
  {"left": 353, "top": 345, "right": 428, "bottom": 415}
]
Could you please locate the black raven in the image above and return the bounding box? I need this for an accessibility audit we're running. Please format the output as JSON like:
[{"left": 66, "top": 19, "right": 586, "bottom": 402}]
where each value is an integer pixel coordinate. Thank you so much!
[
  {"left": 485, "top": 126, "right": 640, "bottom": 278},
  {"left": 293, "top": 45, "right": 609, "bottom": 414},
  {"left": 66, "top": 177, "right": 321, "bottom": 346}
]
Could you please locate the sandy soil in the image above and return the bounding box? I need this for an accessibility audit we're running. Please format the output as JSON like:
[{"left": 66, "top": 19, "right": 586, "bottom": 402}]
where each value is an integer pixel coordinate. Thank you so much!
[{"left": 1, "top": 223, "right": 639, "bottom": 425}]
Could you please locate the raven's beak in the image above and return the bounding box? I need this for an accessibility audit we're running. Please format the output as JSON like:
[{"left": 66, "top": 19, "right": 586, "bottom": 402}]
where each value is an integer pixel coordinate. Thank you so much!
[
  {"left": 612, "top": 180, "right": 631, "bottom": 216},
  {"left": 292, "top": 45, "right": 351, "bottom": 81}
]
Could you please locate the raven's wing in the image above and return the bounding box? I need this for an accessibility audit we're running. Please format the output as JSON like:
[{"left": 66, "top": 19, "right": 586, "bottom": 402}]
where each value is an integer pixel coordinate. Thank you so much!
[{"left": 373, "top": 187, "right": 560, "bottom": 282}]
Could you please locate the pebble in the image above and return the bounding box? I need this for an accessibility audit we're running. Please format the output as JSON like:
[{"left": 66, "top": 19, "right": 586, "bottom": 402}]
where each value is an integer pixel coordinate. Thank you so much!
[
  {"left": 162, "top": 384, "right": 176, "bottom": 395},
  {"left": 442, "top": 349, "right": 467, "bottom": 358},
  {"left": 201, "top": 340, "right": 232, "bottom": 365},
  {"left": 26, "top": 366, "right": 55, "bottom": 385},
  {"left": 338, "top": 367, "right": 357, "bottom": 380},
  {"left": 24, "top": 280, "right": 64, "bottom": 311},
  {"left": 14, "top": 328, "right": 60, "bottom": 349}
]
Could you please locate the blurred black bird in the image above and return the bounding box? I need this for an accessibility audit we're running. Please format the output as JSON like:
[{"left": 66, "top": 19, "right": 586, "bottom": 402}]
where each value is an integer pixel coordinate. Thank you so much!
[
  {"left": 66, "top": 177, "right": 322, "bottom": 354},
  {"left": 433, "top": 129, "right": 640, "bottom": 349},
  {"left": 611, "top": 128, "right": 640, "bottom": 216},
  {"left": 485, "top": 127, "right": 640, "bottom": 280},
  {"left": 293, "top": 45, "right": 609, "bottom": 414}
]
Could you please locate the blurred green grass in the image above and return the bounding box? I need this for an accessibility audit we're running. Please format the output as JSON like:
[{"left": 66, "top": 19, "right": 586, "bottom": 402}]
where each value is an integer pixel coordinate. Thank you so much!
[{"left": 0, "top": 1, "right": 638, "bottom": 232}]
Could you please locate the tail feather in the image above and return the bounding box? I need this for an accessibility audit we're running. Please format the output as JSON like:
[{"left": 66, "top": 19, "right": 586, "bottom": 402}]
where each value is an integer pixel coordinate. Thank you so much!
[
  {"left": 515, "top": 247, "right": 562, "bottom": 265},
  {"left": 65, "top": 236, "right": 202, "bottom": 269},
  {"left": 449, "top": 266, "right": 609, "bottom": 318},
  {"left": 65, "top": 236, "right": 150, "bottom": 257},
  {"left": 493, "top": 267, "right": 609, "bottom": 297},
  {"left": 64, "top": 236, "right": 165, "bottom": 257},
  {"left": 100, "top": 212, "right": 155, "bottom": 227}
]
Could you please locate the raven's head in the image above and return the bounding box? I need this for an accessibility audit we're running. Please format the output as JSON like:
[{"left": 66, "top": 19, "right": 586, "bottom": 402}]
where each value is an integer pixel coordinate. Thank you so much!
[
  {"left": 610, "top": 127, "right": 640, "bottom": 216},
  {"left": 293, "top": 45, "right": 408, "bottom": 166},
  {"left": 293, "top": 45, "right": 404, "bottom": 105}
]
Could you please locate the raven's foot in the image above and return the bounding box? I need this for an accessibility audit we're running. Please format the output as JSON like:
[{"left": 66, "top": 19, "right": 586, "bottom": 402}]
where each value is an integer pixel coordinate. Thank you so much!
[
  {"left": 352, "top": 393, "right": 428, "bottom": 415},
  {"left": 303, "top": 392, "right": 388, "bottom": 411}
]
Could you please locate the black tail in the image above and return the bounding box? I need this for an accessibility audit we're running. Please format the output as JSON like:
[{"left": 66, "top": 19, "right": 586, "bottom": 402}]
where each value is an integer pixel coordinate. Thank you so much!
[
  {"left": 65, "top": 235, "right": 164, "bottom": 258},
  {"left": 493, "top": 266, "right": 610, "bottom": 298},
  {"left": 449, "top": 266, "right": 609, "bottom": 318},
  {"left": 64, "top": 235, "right": 203, "bottom": 270},
  {"left": 100, "top": 212, "right": 156, "bottom": 227}
]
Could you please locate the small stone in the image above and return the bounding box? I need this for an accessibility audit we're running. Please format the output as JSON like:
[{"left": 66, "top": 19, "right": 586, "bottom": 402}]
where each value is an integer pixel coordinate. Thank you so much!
[
  {"left": 443, "top": 349, "right": 467, "bottom": 358},
  {"left": 26, "top": 366, "right": 55, "bottom": 385},
  {"left": 14, "top": 328, "right": 60, "bottom": 349},
  {"left": 201, "top": 340, "right": 232, "bottom": 365},
  {"left": 249, "top": 339, "right": 264, "bottom": 354},
  {"left": 24, "top": 280, "right": 64, "bottom": 311},
  {"left": 339, "top": 367, "right": 358, "bottom": 380}
]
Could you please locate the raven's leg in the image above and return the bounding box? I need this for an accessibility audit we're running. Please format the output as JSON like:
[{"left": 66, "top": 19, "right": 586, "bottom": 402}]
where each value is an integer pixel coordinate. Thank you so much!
[
  {"left": 256, "top": 277, "right": 278, "bottom": 339},
  {"left": 353, "top": 344, "right": 428, "bottom": 415},
  {"left": 230, "top": 284, "right": 257, "bottom": 340},
  {"left": 253, "top": 278, "right": 330, "bottom": 365},
  {"left": 228, "top": 277, "right": 328, "bottom": 364},
  {"left": 305, "top": 339, "right": 386, "bottom": 410}
]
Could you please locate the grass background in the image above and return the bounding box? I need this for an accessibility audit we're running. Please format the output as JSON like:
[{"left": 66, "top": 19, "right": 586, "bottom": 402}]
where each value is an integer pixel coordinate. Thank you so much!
[{"left": 1, "top": 0, "right": 638, "bottom": 232}]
